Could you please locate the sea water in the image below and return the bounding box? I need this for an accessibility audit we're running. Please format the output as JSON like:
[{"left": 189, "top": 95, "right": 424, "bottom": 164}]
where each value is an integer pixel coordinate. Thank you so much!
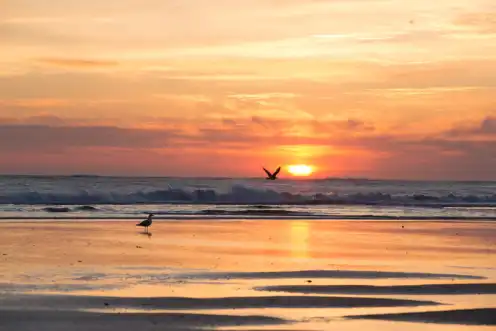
[{"left": 0, "top": 175, "right": 495, "bottom": 220}]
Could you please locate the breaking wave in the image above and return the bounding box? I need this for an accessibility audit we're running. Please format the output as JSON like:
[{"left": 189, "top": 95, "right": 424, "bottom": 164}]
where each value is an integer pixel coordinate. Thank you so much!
[
  {"left": 1, "top": 184, "right": 495, "bottom": 207},
  {"left": 43, "top": 206, "right": 98, "bottom": 213}
]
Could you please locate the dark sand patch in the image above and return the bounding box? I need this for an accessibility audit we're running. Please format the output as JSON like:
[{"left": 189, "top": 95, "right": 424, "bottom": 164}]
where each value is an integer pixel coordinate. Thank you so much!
[
  {"left": 0, "top": 294, "right": 440, "bottom": 310},
  {"left": 258, "top": 283, "right": 496, "bottom": 295},
  {"left": 0, "top": 310, "right": 285, "bottom": 331},
  {"left": 182, "top": 270, "right": 483, "bottom": 281},
  {"left": 0, "top": 282, "right": 123, "bottom": 292},
  {"left": 347, "top": 308, "right": 496, "bottom": 326}
]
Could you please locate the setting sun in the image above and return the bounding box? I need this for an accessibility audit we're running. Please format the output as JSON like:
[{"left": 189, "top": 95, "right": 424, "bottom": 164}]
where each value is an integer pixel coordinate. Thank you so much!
[{"left": 287, "top": 164, "right": 314, "bottom": 177}]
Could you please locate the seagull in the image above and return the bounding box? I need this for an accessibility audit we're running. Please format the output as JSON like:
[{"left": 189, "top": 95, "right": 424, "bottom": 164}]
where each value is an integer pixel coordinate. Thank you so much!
[
  {"left": 137, "top": 213, "right": 154, "bottom": 232},
  {"left": 263, "top": 166, "right": 281, "bottom": 180}
]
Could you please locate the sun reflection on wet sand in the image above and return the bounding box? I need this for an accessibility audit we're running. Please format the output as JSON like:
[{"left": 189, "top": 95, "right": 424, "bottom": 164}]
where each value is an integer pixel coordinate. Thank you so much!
[{"left": 289, "top": 221, "right": 311, "bottom": 260}]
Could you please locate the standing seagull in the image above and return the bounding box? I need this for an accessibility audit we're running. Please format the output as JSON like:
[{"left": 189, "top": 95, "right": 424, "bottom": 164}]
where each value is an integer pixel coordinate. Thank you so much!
[
  {"left": 263, "top": 166, "right": 281, "bottom": 180},
  {"left": 137, "top": 213, "right": 154, "bottom": 232}
]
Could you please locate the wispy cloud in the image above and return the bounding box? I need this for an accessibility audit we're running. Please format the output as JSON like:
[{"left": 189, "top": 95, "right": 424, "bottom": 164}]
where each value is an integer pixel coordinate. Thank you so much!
[
  {"left": 1, "top": 17, "right": 115, "bottom": 24},
  {"left": 454, "top": 12, "right": 496, "bottom": 33},
  {"left": 36, "top": 58, "right": 119, "bottom": 68},
  {"left": 0, "top": 98, "right": 70, "bottom": 108}
]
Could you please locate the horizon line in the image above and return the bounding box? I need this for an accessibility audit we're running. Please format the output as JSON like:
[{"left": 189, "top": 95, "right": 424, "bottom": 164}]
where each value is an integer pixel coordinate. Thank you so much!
[{"left": 0, "top": 173, "right": 494, "bottom": 183}]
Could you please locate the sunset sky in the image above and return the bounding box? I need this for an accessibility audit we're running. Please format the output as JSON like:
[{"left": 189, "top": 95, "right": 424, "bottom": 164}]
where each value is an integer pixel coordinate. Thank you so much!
[{"left": 1, "top": 0, "right": 495, "bottom": 179}]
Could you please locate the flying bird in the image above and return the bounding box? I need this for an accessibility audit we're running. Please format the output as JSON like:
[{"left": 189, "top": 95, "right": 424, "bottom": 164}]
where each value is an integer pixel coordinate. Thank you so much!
[
  {"left": 137, "top": 213, "right": 154, "bottom": 232},
  {"left": 263, "top": 166, "right": 281, "bottom": 180}
]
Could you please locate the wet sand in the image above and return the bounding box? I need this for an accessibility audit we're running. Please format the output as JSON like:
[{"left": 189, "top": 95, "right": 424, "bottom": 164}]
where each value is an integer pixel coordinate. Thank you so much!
[
  {"left": 0, "top": 219, "right": 495, "bottom": 330},
  {"left": 346, "top": 308, "right": 496, "bottom": 325},
  {"left": 258, "top": 283, "right": 496, "bottom": 295}
]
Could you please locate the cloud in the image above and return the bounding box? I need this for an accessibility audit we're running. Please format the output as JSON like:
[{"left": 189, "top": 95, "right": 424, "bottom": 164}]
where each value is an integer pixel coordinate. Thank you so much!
[
  {"left": 22, "top": 115, "right": 67, "bottom": 126},
  {"left": 0, "top": 125, "right": 182, "bottom": 151},
  {"left": 0, "top": 23, "right": 75, "bottom": 46},
  {"left": 0, "top": 117, "right": 387, "bottom": 152},
  {"left": 0, "top": 115, "right": 107, "bottom": 127},
  {"left": 0, "top": 121, "right": 494, "bottom": 179},
  {"left": 480, "top": 116, "right": 496, "bottom": 134},
  {"left": 221, "top": 118, "right": 238, "bottom": 126},
  {"left": 0, "top": 98, "right": 70, "bottom": 108},
  {"left": 365, "top": 139, "right": 496, "bottom": 180},
  {"left": 343, "top": 119, "right": 375, "bottom": 131},
  {"left": 223, "top": 116, "right": 376, "bottom": 133},
  {"left": 36, "top": 58, "right": 119, "bottom": 68},
  {"left": 314, "top": 30, "right": 445, "bottom": 44},
  {"left": 454, "top": 12, "right": 496, "bottom": 33},
  {"left": 446, "top": 116, "right": 496, "bottom": 137},
  {"left": 251, "top": 115, "right": 269, "bottom": 128},
  {"left": 229, "top": 93, "right": 298, "bottom": 100},
  {"left": 2, "top": 17, "right": 115, "bottom": 24}
]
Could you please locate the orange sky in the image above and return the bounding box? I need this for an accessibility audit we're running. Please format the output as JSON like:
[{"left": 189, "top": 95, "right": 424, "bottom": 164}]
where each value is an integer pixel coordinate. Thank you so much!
[{"left": 0, "top": 0, "right": 495, "bottom": 179}]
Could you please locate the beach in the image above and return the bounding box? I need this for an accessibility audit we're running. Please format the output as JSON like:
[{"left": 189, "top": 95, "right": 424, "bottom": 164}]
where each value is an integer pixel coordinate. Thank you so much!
[{"left": 0, "top": 219, "right": 494, "bottom": 330}]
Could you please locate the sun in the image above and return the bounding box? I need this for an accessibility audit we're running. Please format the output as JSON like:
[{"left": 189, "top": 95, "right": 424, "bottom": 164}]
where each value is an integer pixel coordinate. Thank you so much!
[{"left": 287, "top": 164, "right": 314, "bottom": 177}]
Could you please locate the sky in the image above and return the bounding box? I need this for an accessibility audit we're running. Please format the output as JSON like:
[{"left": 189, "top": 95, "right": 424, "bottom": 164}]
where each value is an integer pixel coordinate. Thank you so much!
[{"left": 0, "top": 0, "right": 495, "bottom": 180}]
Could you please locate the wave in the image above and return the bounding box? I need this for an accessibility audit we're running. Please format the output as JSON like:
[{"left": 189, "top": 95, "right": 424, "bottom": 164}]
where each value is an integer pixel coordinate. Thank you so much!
[
  {"left": 1, "top": 184, "right": 495, "bottom": 207},
  {"left": 200, "top": 209, "right": 316, "bottom": 217},
  {"left": 43, "top": 206, "right": 99, "bottom": 213},
  {"left": 43, "top": 207, "right": 72, "bottom": 213}
]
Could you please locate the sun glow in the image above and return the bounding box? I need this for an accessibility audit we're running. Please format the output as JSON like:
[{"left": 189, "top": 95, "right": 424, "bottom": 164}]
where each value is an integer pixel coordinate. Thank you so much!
[{"left": 287, "top": 164, "right": 314, "bottom": 177}]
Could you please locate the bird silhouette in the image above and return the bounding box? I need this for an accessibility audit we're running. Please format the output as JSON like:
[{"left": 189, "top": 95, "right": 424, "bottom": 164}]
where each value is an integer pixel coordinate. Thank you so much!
[
  {"left": 137, "top": 213, "right": 154, "bottom": 232},
  {"left": 263, "top": 167, "right": 281, "bottom": 180}
]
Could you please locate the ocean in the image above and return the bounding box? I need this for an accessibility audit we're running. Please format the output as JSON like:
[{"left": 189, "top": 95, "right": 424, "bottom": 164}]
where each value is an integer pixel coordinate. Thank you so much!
[{"left": 0, "top": 175, "right": 495, "bottom": 220}]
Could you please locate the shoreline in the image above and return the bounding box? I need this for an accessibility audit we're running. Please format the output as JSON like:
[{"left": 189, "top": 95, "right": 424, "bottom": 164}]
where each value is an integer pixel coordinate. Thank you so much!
[{"left": 2, "top": 216, "right": 496, "bottom": 222}]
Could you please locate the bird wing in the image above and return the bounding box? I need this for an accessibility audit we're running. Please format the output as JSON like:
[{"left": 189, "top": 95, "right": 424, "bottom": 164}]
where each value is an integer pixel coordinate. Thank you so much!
[
  {"left": 137, "top": 219, "right": 147, "bottom": 226},
  {"left": 263, "top": 167, "right": 272, "bottom": 177},
  {"left": 273, "top": 166, "right": 281, "bottom": 177}
]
